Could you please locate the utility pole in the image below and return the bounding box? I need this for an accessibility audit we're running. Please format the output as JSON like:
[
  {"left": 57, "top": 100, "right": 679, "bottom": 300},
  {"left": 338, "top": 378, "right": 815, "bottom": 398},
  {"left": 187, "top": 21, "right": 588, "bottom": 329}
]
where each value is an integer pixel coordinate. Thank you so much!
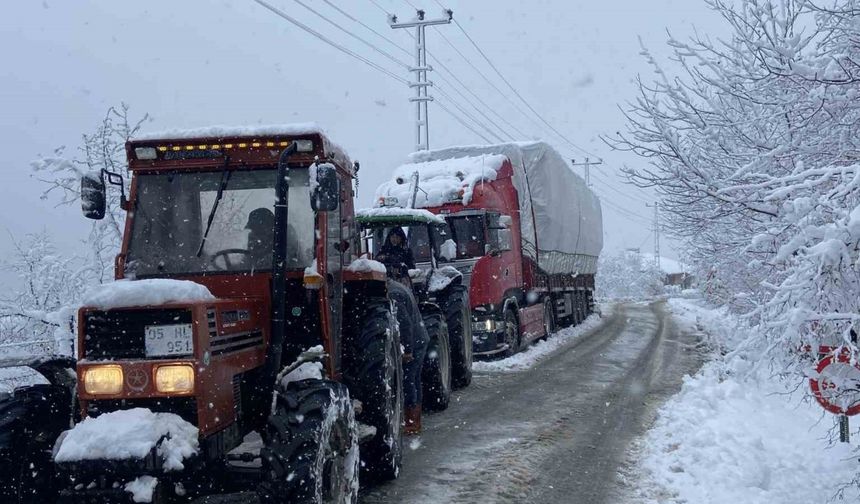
[
  {"left": 646, "top": 202, "right": 660, "bottom": 270},
  {"left": 389, "top": 9, "right": 453, "bottom": 152},
  {"left": 571, "top": 157, "right": 603, "bottom": 187}
]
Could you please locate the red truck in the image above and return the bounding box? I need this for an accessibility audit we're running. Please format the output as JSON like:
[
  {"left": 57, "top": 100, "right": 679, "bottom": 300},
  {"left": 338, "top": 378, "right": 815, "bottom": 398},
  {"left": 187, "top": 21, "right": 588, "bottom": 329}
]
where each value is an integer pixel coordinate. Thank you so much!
[{"left": 375, "top": 142, "right": 603, "bottom": 358}]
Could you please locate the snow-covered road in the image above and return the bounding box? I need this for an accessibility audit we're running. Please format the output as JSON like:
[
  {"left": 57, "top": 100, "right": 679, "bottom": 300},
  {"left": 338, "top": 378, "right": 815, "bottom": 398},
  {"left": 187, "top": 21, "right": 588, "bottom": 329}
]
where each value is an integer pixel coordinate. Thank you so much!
[{"left": 361, "top": 301, "right": 705, "bottom": 503}]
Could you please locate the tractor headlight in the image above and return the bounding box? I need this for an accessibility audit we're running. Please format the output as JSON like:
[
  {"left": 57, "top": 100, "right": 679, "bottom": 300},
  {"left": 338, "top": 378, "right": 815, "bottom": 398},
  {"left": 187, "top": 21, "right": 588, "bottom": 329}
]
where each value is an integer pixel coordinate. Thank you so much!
[
  {"left": 472, "top": 319, "right": 497, "bottom": 332},
  {"left": 155, "top": 365, "right": 195, "bottom": 394},
  {"left": 83, "top": 365, "right": 123, "bottom": 395}
]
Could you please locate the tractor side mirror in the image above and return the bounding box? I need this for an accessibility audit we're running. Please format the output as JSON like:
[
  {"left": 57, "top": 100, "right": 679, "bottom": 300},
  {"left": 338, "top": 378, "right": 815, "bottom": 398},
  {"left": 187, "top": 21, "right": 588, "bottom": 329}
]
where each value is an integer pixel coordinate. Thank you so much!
[
  {"left": 311, "top": 164, "right": 339, "bottom": 212},
  {"left": 81, "top": 171, "right": 106, "bottom": 220}
]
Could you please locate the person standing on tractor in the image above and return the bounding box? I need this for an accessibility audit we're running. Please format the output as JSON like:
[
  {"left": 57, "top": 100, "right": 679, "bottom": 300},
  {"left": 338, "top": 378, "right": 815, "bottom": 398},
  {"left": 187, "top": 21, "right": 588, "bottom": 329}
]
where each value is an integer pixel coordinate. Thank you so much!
[
  {"left": 387, "top": 279, "right": 428, "bottom": 434},
  {"left": 377, "top": 227, "right": 415, "bottom": 282}
]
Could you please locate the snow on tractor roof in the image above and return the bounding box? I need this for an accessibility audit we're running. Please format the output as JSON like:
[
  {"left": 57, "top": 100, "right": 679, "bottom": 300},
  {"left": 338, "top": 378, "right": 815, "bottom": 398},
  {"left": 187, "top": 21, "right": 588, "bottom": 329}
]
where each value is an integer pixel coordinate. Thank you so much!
[
  {"left": 356, "top": 207, "right": 446, "bottom": 225},
  {"left": 82, "top": 279, "right": 215, "bottom": 310},
  {"left": 374, "top": 154, "right": 508, "bottom": 208},
  {"left": 133, "top": 122, "right": 351, "bottom": 163},
  {"left": 135, "top": 122, "right": 326, "bottom": 141}
]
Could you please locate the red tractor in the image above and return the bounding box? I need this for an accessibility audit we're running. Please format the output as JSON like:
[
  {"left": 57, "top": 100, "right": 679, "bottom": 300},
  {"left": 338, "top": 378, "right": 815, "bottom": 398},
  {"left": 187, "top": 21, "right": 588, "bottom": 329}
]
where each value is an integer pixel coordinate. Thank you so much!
[{"left": 2, "top": 127, "right": 407, "bottom": 503}]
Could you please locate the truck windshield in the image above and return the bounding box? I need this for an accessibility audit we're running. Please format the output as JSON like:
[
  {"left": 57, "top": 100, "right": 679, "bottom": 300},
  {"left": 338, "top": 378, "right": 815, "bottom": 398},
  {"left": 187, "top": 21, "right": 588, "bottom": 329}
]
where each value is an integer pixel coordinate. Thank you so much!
[
  {"left": 126, "top": 168, "right": 315, "bottom": 277},
  {"left": 447, "top": 215, "right": 486, "bottom": 259}
]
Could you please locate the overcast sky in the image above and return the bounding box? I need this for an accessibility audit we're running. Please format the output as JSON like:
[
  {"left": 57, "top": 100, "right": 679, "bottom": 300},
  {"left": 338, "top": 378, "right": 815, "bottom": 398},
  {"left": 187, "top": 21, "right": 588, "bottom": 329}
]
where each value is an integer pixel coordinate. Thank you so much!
[{"left": 1, "top": 0, "right": 722, "bottom": 287}]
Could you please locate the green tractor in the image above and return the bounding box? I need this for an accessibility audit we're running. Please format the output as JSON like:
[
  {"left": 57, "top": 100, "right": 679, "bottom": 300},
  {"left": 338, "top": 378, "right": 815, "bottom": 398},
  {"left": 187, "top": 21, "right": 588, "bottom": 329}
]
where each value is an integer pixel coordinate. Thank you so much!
[{"left": 356, "top": 208, "right": 473, "bottom": 408}]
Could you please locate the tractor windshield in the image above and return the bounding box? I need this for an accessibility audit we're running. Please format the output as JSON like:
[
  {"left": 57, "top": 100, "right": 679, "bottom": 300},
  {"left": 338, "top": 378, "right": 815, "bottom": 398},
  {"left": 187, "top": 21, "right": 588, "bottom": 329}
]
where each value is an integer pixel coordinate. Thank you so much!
[{"left": 126, "top": 168, "right": 315, "bottom": 277}]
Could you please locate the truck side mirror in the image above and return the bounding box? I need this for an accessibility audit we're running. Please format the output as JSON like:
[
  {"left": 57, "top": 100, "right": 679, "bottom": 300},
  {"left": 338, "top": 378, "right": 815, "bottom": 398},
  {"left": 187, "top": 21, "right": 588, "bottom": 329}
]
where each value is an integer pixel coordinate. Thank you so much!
[
  {"left": 81, "top": 171, "right": 106, "bottom": 220},
  {"left": 311, "top": 164, "right": 339, "bottom": 212}
]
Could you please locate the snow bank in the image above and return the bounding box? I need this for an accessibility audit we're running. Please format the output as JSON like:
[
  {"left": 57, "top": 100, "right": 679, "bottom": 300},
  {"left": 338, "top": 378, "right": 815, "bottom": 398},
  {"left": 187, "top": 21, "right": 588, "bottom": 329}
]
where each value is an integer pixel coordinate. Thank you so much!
[
  {"left": 631, "top": 298, "right": 859, "bottom": 504},
  {"left": 124, "top": 476, "right": 158, "bottom": 503},
  {"left": 135, "top": 123, "right": 324, "bottom": 141},
  {"left": 54, "top": 408, "right": 199, "bottom": 472},
  {"left": 473, "top": 314, "right": 603, "bottom": 373},
  {"left": 82, "top": 279, "right": 214, "bottom": 310},
  {"left": 375, "top": 154, "right": 507, "bottom": 208},
  {"left": 356, "top": 207, "right": 445, "bottom": 224},
  {"left": 347, "top": 257, "right": 387, "bottom": 274}
]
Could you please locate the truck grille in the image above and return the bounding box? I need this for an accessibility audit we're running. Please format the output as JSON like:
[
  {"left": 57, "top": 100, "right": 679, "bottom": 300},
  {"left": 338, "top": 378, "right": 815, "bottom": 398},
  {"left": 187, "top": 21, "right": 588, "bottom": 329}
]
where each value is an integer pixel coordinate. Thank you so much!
[{"left": 83, "top": 309, "right": 193, "bottom": 360}]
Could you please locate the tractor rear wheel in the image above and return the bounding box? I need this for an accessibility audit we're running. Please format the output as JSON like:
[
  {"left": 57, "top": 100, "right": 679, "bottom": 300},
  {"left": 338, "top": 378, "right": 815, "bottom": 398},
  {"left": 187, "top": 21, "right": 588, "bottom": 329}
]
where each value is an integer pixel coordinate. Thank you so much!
[
  {"left": 346, "top": 298, "right": 403, "bottom": 482},
  {"left": 258, "top": 380, "right": 359, "bottom": 504},
  {"left": 0, "top": 384, "right": 73, "bottom": 504},
  {"left": 441, "top": 285, "right": 473, "bottom": 389},
  {"left": 422, "top": 313, "right": 452, "bottom": 412}
]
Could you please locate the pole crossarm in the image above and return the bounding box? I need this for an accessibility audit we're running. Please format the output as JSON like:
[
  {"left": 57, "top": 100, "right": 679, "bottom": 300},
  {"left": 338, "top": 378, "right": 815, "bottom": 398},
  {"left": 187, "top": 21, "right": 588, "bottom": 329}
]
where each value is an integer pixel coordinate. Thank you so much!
[{"left": 390, "top": 9, "right": 453, "bottom": 151}]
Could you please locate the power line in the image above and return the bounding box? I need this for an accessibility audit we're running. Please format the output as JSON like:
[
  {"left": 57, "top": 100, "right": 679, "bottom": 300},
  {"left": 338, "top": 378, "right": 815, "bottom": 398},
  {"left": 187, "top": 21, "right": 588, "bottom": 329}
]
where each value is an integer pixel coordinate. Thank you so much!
[
  {"left": 324, "top": 0, "right": 413, "bottom": 59},
  {"left": 319, "top": 0, "right": 513, "bottom": 142},
  {"left": 251, "top": 0, "right": 490, "bottom": 145},
  {"left": 434, "top": 84, "right": 507, "bottom": 142},
  {"left": 290, "top": 0, "right": 410, "bottom": 70},
  {"left": 450, "top": 17, "right": 600, "bottom": 160},
  {"left": 434, "top": 26, "right": 547, "bottom": 140},
  {"left": 436, "top": 101, "right": 493, "bottom": 143},
  {"left": 367, "top": 0, "right": 394, "bottom": 16},
  {"left": 251, "top": 0, "right": 409, "bottom": 85},
  {"left": 393, "top": 27, "right": 526, "bottom": 140}
]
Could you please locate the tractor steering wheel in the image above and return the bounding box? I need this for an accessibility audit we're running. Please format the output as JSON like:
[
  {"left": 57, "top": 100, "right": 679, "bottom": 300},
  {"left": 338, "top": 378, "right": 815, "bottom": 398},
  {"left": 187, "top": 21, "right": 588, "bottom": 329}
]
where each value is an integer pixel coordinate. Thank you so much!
[{"left": 210, "top": 248, "right": 251, "bottom": 271}]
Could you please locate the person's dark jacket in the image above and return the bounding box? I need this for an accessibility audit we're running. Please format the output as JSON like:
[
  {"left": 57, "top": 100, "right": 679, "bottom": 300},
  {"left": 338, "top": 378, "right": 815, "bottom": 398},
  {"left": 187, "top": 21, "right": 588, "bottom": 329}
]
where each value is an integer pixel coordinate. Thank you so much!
[
  {"left": 378, "top": 228, "right": 415, "bottom": 279},
  {"left": 387, "top": 280, "right": 427, "bottom": 356}
]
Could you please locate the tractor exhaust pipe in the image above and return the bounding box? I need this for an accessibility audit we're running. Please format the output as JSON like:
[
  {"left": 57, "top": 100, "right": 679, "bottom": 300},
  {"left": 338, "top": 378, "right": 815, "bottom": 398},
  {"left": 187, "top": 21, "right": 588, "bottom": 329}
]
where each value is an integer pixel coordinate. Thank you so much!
[{"left": 263, "top": 143, "right": 299, "bottom": 404}]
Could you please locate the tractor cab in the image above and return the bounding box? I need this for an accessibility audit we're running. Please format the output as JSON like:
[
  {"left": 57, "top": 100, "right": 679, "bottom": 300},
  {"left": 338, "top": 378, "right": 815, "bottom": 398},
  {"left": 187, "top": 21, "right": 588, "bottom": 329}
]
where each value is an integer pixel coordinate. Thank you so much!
[{"left": 356, "top": 208, "right": 459, "bottom": 301}]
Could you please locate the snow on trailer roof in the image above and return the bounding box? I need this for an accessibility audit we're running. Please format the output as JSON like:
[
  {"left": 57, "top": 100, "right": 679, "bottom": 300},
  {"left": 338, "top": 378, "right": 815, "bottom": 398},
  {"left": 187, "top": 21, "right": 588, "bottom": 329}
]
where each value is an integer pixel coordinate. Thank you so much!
[
  {"left": 355, "top": 207, "right": 446, "bottom": 225},
  {"left": 375, "top": 153, "right": 508, "bottom": 208}
]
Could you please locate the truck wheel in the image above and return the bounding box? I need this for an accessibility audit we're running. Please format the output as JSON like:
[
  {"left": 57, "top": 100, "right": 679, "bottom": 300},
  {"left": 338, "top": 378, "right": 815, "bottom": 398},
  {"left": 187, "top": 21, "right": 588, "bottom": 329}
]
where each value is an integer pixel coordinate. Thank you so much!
[
  {"left": 441, "top": 285, "right": 473, "bottom": 389},
  {"left": 542, "top": 296, "right": 555, "bottom": 340},
  {"left": 347, "top": 298, "right": 403, "bottom": 482},
  {"left": 0, "top": 384, "right": 72, "bottom": 504},
  {"left": 422, "top": 313, "right": 452, "bottom": 412},
  {"left": 501, "top": 309, "right": 520, "bottom": 358},
  {"left": 259, "top": 380, "right": 359, "bottom": 504}
]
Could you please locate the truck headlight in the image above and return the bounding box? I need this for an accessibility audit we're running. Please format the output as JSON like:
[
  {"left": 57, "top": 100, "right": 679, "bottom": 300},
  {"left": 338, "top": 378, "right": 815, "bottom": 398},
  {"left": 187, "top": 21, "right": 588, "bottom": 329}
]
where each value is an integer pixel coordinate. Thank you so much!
[
  {"left": 472, "top": 319, "right": 497, "bottom": 332},
  {"left": 83, "top": 365, "right": 123, "bottom": 395},
  {"left": 155, "top": 365, "right": 195, "bottom": 394}
]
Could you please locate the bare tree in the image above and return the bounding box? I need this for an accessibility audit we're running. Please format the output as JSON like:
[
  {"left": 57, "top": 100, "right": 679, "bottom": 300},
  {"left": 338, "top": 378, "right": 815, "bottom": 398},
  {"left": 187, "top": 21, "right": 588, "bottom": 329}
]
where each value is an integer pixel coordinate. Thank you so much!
[
  {"left": 607, "top": 0, "right": 860, "bottom": 394},
  {"left": 0, "top": 105, "right": 148, "bottom": 354}
]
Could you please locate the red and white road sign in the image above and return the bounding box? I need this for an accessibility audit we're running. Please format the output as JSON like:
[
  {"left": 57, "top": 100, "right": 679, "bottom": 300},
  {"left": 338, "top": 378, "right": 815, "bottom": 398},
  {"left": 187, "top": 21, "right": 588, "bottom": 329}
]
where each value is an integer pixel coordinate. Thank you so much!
[{"left": 810, "top": 350, "right": 860, "bottom": 416}]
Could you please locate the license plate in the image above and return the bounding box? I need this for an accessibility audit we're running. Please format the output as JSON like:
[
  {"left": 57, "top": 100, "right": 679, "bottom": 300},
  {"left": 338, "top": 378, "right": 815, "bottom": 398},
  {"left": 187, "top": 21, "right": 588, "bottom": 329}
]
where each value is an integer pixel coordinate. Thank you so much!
[{"left": 145, "top": 324, "right": 194, "bottom": 357}]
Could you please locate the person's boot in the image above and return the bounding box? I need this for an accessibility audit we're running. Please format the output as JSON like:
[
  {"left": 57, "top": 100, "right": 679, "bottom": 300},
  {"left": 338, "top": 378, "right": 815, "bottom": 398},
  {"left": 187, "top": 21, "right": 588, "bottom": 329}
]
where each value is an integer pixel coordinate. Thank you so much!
[{"left": 404, "top": 405, "right": 422, "bottom": 435}]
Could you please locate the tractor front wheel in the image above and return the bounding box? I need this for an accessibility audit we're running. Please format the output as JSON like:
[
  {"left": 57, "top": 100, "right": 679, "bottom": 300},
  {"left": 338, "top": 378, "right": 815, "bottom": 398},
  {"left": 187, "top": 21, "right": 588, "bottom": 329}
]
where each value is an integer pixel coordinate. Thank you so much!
[
  {"left": 258, "top": 380, "right": 359, "bottom": 504},
  {"left": 0, "top": 384, "right": 73, "bottom": 504},
  {"left": 422, "top": 313, "right": 452, "bottom": 412},
  {"left": 441, "top": 285, "right": 473, "bottom": 389},
  {"left": 347, "top": 298, "right": 403, "bottom": 482}
]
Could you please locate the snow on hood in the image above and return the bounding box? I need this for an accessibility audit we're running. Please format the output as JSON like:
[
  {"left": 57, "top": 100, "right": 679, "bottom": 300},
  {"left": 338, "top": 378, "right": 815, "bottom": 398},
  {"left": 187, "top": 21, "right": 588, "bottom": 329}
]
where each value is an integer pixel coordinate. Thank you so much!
[
  {"left": 347, "top": 256, "right": 387, "bottom": 274},
  {"left": 356, "top": 207, "right": 445, "bottom": 224},
  {"left": 54, "top": 408, "right": 199, "bottom": 472},
  {"left": 375, "top": 154, "right": 507, "bottom": 208},
  {"left": 134, "top": 122, "right": 325, "bottom": 141},
  {"left": 82, "top": 279, "right": 215, "bottom": 310}
]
